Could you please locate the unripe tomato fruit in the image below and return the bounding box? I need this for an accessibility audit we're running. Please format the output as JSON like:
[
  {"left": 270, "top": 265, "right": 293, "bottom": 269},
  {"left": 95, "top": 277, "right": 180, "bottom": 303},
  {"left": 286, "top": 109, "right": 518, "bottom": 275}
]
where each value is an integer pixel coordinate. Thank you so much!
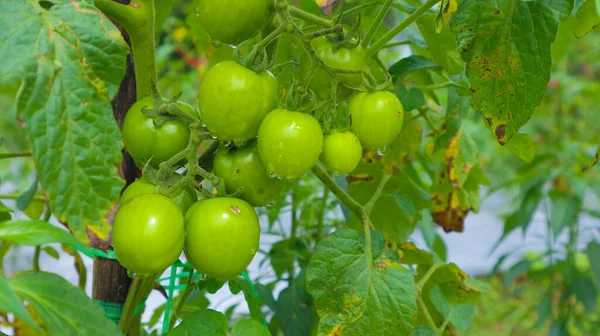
[
  {"left": 349, "top": 91, "right": 404, "bottom": 150},
  {"left": 122, "top": 97, "right": 199, "bottom": 168},
  {"left": 309, "top": 36, "right": 366, "bottom": 98},
  {"left": 257, "top": 109, "right": 323, "bottom": 179},
  {"left": 113, "top": 194, "right": 185, "bottom": 276},
  {"left": 184, "top": 197, "right": 260, "bottom": 279},
  {"left": 321, "top": 131, "right": 362, "bottom": 174},
  {"left": 197, "top": 0, "right": 273, "bottom": 45},
  {"left": 213, "top": 142, "right": 283, "bottom": 207},
  {"left": 197, "top": 61, "right": 278, "bottom": 144},
  {"left": 120, "top": 176, "right": 197, "bottom": 213}
]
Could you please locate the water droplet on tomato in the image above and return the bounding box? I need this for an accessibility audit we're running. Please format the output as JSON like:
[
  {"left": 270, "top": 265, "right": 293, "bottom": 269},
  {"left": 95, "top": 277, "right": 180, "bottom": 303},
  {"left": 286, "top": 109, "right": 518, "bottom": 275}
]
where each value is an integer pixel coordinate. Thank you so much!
[{"left": 221, "top": 140, "right": 232, "bottom": 147}]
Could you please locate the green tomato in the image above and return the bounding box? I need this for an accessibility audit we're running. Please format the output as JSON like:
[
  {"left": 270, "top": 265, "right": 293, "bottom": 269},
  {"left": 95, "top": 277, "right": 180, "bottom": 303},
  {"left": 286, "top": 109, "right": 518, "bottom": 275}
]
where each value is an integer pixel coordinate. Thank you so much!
[
  {"left": 197, "top": 61, "right": 278, "bottom": 144},
  {"left": 197, "top": 0, "right": 273, "bottom": 45},
  {"left": 184, "top": 197, "right": 260, "bottom": 279},
  {"left": 308, "top": 36, "right": 366, "bottom": 98},
  {"left": 213, "top": 141, "right": 283, "bottom": 207},
  {"left": 320, "top": 131, "right": 362, "bottom": 174},
  {"left": 257, "top": 108, "right": 323, "bottom": 179},
  {"left": 23, "top": 199, "right": 45, "bottom": 220},
  {"left": 122, "top": 97, "right": 199, "bottom": 168},
  {"left": 575, "top": 252, "right": 590, "bottom": 272},
  {"left": 113, "top": 194, "right": 185, "bottom": 276},
  {"left": 120, "top": 176, "right": 197, "bottom": 213},
  {"left": 349, "top": 91, "right": 404, "bottom": 150}
]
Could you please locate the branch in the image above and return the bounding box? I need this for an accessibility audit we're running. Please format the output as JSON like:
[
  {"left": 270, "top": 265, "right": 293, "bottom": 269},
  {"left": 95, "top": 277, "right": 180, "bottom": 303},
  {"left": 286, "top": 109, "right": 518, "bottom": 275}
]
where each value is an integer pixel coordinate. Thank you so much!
[
  {"left": 362, "top": 0, "right": 394, "bottom": 48},
  {"left": 365, "top": 0, "right": 439, "bottom": 57},
  {"left": 288, "top": 6, "right": 334, "bottom": 28},
  {"left": 0, "top": 152, "right": 32, "bottom": 160}
]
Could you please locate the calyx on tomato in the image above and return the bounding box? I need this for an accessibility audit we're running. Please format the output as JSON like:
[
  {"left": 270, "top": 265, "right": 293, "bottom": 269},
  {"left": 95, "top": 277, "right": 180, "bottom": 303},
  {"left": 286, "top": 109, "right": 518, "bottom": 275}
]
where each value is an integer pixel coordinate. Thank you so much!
[
  {"left": 214, "top": 141, "right": 283, "bottom": 207},
  {"left": 122, "top": 96, "right": 199, "bottom": 168},
  {"left": 120, "top": 176, "right": 197, "bottom": 213},
  {"left": 113, "top": 193, "right": 185, "bottom": 276},
  {"left": 197, "top": 0, "right": 273, "bottom": 45},
  {"left": 320, "top": 131, "right": 362, "bottom": 174},
  {"left": 257, "top": 108, "right": 323, "bottom": 179},
  {"left": 348, "top": 91, "right": 404, "bottom": 150},
  {"left": 197, "top": 61, "right": 279, "bottom": 145},
  {"left": 184, "top": 197, "right": 260, "bottom": 279}
]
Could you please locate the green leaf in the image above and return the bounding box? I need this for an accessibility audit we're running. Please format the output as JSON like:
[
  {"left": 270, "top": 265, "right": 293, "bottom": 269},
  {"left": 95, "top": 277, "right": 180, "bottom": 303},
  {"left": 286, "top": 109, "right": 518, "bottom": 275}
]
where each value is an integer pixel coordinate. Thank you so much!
[
  {"left": 276, "top": 271, "right": 314, "bottom": 336},
  {"left": 412, "top": 325, "right": 437, "bottom": 336},
  {"left": 389, "top": 55, "right": 441, "bottom": 80},
  {"left": 536, "top": 296, "right": 552, "bottom": 327},
  {"left": 306, "top": 229, "right": 417, "bottom": 335},
  {"left": 0, "top": 275, "right": 38, "bottom": 330},
  {"left": 10, "top": 273, "right": 121, "bottom": 335},
  {"left": 348, "top": 162, "right": 430, "bottom": 243},
  {"left": 428, "top": 285, "right": 476, "bottom": 330},
  {"left": 574, "top": 0, "right": 600, "bottom": 38},
  {"left": 0, "top": 220, "right": 79, "bottom": 246},
  {"left": 417, "top": 15, "right": 465, "bottom": 74},
  {"left": 255, "top": 284, "right": 277, "bottom": 311},
  {"left": 450, "top": 0, "right": 573, "bottom": 144},
  {"left": 504, "top": 133, "right": 537, "bottom": 163},
  {"left": 0, "top": 0, "right": 128, "bottom": 241},
  {"left": 169, "top": 309, "right": 228, "bottom": 336},
  {"left": 587, "top": 241, "right": 600, "bottom": 287},
  {"left": 232, "top": 319, "right": 270, "bottom": 336},
  {"left": 16, "top": 178, "right": 38, "bottom": 211},
  {"left": 573, "top": 276, "right": 597, "bottom": 313},
  {"left": 395, "top": 83, "right": 426, "bottom": 112},
  {"left": 0, "top": 201, "right": 12, "bottom": 222},
  {"left": 229, "top": 276, "right": 264, "bottom": 325},
  {"left": 398, "top": 242, "right": 441, "bottom": 266},
  {"left": 548, "top": 191, "right": 579, "bottom": 236}
]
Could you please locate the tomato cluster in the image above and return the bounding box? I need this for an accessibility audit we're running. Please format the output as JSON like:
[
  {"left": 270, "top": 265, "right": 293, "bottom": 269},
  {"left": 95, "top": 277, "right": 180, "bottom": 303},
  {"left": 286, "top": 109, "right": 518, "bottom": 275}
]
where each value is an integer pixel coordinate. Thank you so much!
[{"left": 115, "top": 0, "right": 406, "bottom": 280}]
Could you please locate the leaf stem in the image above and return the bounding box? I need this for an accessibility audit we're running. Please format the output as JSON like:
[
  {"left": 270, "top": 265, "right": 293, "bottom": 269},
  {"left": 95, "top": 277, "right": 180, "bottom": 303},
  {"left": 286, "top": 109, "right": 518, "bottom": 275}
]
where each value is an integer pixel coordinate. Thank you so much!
[
  {"left": 316, "top": 188, "right": 329, "bottom": 241},
  {"left": 0, "top": 152, "right": 31, "bottom": 160},
  {"left": 362, "top": 0, "right": 394, "bottom": 48},
  {"left": 32, "top": 246, "right": 41, "bottom": 272},
  {"left": 364, "top": 174, "right": 391, "bottom": 214},
  {"left": 289, "top": 184, "right": 299, "bottom": 283},
  {"left": 365, "top": 0, "right": 439, "bottom": 58},
  {"left": 418, "top": 81, "right": 464, "bottom": 91},
  {"left": 418, "top": 295, "right": 438, "bottom": 331},
  {"left": 0, "top": 194, "right": 46, "bottom": 201},
  {"left": 382, "top": 40, "right": 413, "bottom": 49},
  {"left": 417, "top": 262, "right": 443, "bottom": 290},
  {"left": 288, "top": 6, "right": 334, "bottom": 28},
  {"left": 95, "top": 0, "right": 135, "bottom": 24},
  {"left": 168, "top": 271, "right": 196, "bottom": 330}
]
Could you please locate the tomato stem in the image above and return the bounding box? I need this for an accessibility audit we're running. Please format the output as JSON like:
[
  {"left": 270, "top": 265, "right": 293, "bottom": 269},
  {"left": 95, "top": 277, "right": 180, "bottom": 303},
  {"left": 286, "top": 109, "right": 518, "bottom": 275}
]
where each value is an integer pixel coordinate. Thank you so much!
[
  {"left": 0, "top": 194, "right": 46, "bottom": 201},
  {"left": 288, "top": 6, "right": 334, "bottom": 28},
  {"left": 316, "top": 188, "right": 330, "bottom": 242},
  {"left": 418, "top": 295, "right": 439, "bottom": 331},
  {"left": 361, "top": 0, "right": 394, "bottom": 48},
  {"left": 0, "top": 152, "right": 32, "bottom": 160},
  {"left": 365, "top": 0, "right": 440, "bottom": 58},
  {"left": 288, "top": 184, "right": 299, "bottom": 283},
  {"left": 118, "top": 275, "right": 155, "bottom": 333}
]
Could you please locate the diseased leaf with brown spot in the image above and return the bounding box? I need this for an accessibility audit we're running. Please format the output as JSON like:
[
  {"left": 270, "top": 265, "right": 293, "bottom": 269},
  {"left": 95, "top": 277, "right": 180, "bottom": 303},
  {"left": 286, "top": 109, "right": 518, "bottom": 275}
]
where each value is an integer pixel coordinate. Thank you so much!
[{"left": 450, "top": 0, "right": 573, "bottom": 144}]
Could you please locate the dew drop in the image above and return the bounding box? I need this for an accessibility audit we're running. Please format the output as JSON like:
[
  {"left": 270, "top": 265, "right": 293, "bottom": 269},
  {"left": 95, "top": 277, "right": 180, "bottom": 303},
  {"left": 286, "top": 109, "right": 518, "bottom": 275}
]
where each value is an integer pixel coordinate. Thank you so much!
[
  {"left": 377, "top": 146, "right": 387, "bottom": 155},
  {"left": 221, "top": 140, "right": 232, "bottom": 147},
  {"left": 266, "top": 201, "right": 275, "bottom": 207},
  {"left": 249, "top": 248, "right": 256, "bottom": 255},
  {"left": 234, "top": 140, "right": 247, "bottom": 147}
]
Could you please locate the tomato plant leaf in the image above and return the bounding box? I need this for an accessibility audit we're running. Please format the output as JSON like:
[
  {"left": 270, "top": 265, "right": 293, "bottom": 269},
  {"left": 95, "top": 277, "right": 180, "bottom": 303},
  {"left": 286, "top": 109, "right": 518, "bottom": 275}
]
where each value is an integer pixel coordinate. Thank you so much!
[
  {"left": 347, "top": 162, "right": 430, "bottom": 243},
  {"left": 306, "top": 229, "right": 417, "bottom": 335},
  {"left": 428, "top": 285, "right": 476, "bottom": 330},
  {"left": 228, "top": 276, "right": 265, "bottom": 325},
  {"left": 232, "top": 319, "right": 270, "bottom": 336},
  {"left": 504, "top": 133, "right": 537, "bottom": 163},
  {"left": 572, "top": 276, "right": 597, "bottom": 313},
  {"left": 548, "top": 190, "right": 580, "bottom": 236},
  {"left": 169, "top": 309, "right": 228, "bottom": 336},
  {"left": 0, "top": 275, "right": 39, "bottom": 330},
  {"left": 0, "top": 202, "right": 12, "bottom": 222},
  {"left": 395, "top": 83, "right": 426, "bottom": 112},
  {"left": 417, "top": 15, "right": 465, "bottom": 74},
  {"left": 388, "top": 55, "right": 441, "bottom": 80},
  {"left": 276, "top": 271, "right": 314, "bottom": 336},
  {"left": 412, "top": 324, "right": 437, "bottom": 336},
  {"left": 0, "top": 220, "right": 79, "bottom": 246},
  {"left": 586, "top": 241, "right": 600, "bottom": 287},
  {"left": 15, "top": 178, "right": 38, "bottom": 211},
  {"left": 9, "top": 273, "right": 120, "bottom": 335},
  {"left": 0, "top": 0, "right": 129, "bottom": 242},
  {"left": 574, "top": 0, "right": 600, "bottom": 38},
  {"left": 450, "top": 0, "right": 573, "bottom": 144}
]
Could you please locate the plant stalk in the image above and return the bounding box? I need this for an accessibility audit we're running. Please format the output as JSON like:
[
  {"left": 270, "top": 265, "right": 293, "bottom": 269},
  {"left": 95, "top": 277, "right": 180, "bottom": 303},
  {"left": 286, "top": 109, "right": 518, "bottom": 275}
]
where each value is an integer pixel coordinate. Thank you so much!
[
  {"left": 365, "top": 0, "right": 439, "bottom": 57},
  {"left": 288, "top": 6, "right": 334, "bottom": 28},
  {"left": 0, "top": 152, "right": 32, "bottom": 160},
  {"left": 362, "top": 0, "right": 394, "bottom": 48}
]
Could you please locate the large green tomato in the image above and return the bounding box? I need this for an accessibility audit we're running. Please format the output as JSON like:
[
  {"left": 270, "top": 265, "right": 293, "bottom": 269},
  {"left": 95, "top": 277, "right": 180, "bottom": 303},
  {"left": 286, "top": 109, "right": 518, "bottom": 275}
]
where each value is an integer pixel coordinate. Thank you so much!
[
  {"left": 122, "top": 97, "right": 199, "bottom": 168},
  {"left": 197, "top": 0, "right": 272, "bottom": 45},
  {"left": 320, "top": 131, "right": 362, "bottom": 174},
  {"left": 213, "top": 142, "right": 283, "bottom": 207},
  {"left": 120, "top": 176, "right": 197, "bottom": 213},
  {"left": 307, "top": 36, "right": 366, "bottom": 100},
  {"left": 197, "top": 61, "right": 278, "bottom": 144},
  {"left": 113, "top": 194, "right": 185, "bottom": 276},
  {"left": 184, "top": 197, "right": 260, "bottom": 279},
  {"left": 349, "top": 91, "right": 404, "bottom": 150},
  {"left": 257, "top": 108, "right": 323, "bottom": 179}
]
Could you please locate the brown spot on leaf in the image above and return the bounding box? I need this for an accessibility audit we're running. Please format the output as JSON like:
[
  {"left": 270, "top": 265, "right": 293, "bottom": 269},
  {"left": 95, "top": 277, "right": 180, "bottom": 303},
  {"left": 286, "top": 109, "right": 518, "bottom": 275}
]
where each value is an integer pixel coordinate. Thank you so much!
[
  {"left": 376, "top": 262, "right": 387, "bottom": 269},
  {"left": 486, "top": 117, "right": 493, "bottom": 126},
  {"left": 346, "top": 174, "right": 375, "bottom": 183},
  {"left": 495, "top": 124, "right": 506, "bottom": 139},
  {"left": 493, "top": 9, "right": 500, "bottom": 14},
  {"left": 235, "top": 168, "right": 240, "bottom": 173},
  {"left": 257, "top": 189, "right": 264, "bottom": 195},
  {"left": 469, "top": 88, "right": 476, "bottom": 93}
]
